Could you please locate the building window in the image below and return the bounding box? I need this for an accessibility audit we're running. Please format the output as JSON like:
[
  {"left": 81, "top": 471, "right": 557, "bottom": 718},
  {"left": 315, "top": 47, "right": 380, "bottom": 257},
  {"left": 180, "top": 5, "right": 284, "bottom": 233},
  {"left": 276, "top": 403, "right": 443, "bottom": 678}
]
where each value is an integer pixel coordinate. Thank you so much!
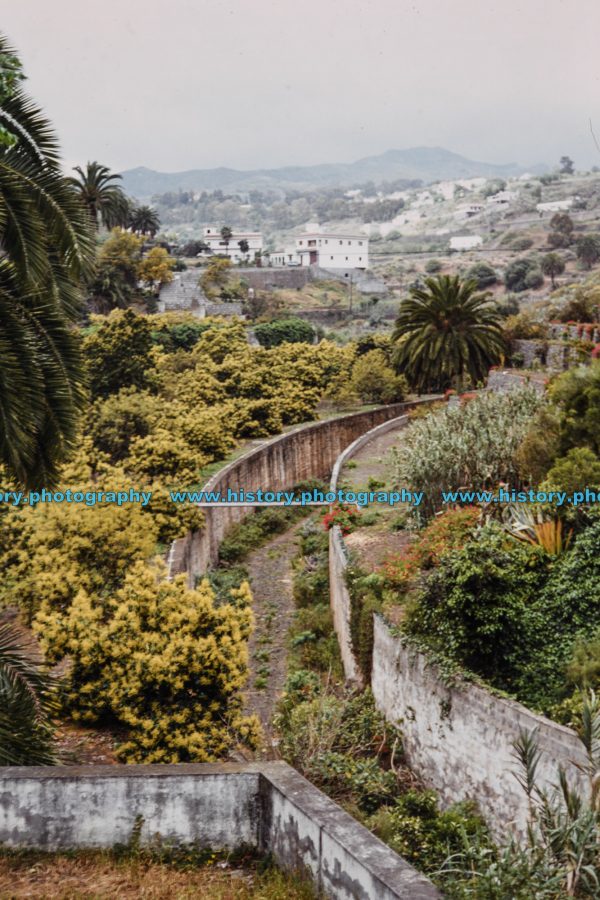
[
  {"left": 359, "top": 241, "right": 363, "bottom": 246},
  {"left": 359, "top": 257, "right": 362, "bottom": 261},
  {"left": 339, "top": 240, "right": 343, "bottom": 245},
  {"left": 325, "top": 240, "right": 328, "bottom": 244},
  {"left": 299, "top": 240, "right": 303, "bottom": 245},
  {"left": 330, "top": 256, "right": 334, "bottom": 260},
  {"left": 345, "top": 256, "right": 348, "bottom": 261},
  {"left": 348, "top": 241, "right": 351, "bottom": 245}
]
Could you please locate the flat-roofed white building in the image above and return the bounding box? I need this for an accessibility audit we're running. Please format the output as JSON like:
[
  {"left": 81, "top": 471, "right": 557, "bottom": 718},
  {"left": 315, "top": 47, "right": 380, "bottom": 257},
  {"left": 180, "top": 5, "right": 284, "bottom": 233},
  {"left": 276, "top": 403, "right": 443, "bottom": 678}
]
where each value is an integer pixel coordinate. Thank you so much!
[
  {"left": 295, "top": 230, "right": 368, "bottom": 269},
  {"left": 202, "top": 227, "right": 263, "bottom": 263},
  {"left": 269, "top": 247, "right": 301, "bottom": 267},
  {"left": 450, "top": 235, "right": 483, "bottom": 251}
]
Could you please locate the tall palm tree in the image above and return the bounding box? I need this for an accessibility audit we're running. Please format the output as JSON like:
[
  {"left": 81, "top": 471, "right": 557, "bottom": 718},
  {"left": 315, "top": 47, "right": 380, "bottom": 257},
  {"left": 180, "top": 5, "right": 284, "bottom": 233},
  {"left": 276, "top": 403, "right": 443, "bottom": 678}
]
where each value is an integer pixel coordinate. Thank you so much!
[
  {"left": 0, "top": 623, "right": 57, "bottom": 765},
  {"left": 69, "top": 160, "right": 129, "bottom": 230},
  {"left": 129, "top": 204, "right": 160, "bottom": 237},
  {"left": 392, "top": 275, "right": 505, "bottom": 392},
  {"left": 0, "top": 33, "right": 95, "bottom": 487}
]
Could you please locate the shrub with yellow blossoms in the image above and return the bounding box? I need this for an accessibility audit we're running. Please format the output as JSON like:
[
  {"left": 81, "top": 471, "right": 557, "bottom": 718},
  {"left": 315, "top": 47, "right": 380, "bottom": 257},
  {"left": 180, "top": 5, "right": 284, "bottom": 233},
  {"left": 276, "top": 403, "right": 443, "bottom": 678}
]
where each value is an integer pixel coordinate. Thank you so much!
[{"left": 34, "top": 562, "right": 261, "bottom": 762}]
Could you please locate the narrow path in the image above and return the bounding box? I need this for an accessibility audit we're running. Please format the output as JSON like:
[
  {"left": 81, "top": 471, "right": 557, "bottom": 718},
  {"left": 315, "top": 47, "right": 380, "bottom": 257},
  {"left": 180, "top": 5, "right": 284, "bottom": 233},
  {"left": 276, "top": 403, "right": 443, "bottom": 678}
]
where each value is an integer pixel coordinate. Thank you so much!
[{"left": 242, "top": 524, "right": 300, "bottom": 757}]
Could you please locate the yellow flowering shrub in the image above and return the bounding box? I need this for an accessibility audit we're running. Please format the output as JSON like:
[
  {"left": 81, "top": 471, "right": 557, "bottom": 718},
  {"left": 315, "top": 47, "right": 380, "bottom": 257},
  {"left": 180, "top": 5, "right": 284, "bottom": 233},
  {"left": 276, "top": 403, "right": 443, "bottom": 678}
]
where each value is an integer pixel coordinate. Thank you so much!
[{"left": 34, "top": 563, "right": 261, "bottom": 762}]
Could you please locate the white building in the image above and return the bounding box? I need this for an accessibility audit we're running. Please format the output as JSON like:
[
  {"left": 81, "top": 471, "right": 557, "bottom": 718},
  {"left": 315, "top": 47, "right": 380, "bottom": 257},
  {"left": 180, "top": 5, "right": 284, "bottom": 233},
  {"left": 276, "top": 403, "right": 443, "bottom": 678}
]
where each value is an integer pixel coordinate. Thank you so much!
[
  {"left": 201, "top": 227, "right": 263, "bottom": 263},
  {"left": 295, "top": 230, "right": 368, "bottom": 269},
  {"left": 536, "top": 199, "right": 574, "bottom": 213},
  {"left": 270, "top": 228, "right": 369, "bottom": 269},
  {"left": 486, "top": 190, "right": 519, "bottom": 206},
  {"left": 450, "top": 235, "right": 483, "bottom": 251}
]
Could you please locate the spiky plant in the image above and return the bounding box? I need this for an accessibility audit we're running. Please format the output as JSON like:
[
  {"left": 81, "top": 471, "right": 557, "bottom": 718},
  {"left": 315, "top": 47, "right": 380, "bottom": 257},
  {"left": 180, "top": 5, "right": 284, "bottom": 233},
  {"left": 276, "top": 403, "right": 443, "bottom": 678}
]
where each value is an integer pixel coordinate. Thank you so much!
[
  {"left": 0, "top": 34, "right": 95, "bottom": 487},
  {"left": 129, "top": 204, "right": 160, "bottom": 237},
  {"left": 0, "top": 623, "right": 57, "bottom": 765},
  {"left": 392, "top": 275, "right": 506, "bottom": 392}
]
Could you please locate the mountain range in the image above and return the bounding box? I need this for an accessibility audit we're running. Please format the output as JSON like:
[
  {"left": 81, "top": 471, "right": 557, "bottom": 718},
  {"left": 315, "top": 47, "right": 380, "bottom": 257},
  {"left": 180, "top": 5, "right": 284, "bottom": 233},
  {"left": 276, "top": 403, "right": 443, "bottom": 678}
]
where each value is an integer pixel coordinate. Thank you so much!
[{"left": 120, "top": 147, "right": 546, "bottom": 199}]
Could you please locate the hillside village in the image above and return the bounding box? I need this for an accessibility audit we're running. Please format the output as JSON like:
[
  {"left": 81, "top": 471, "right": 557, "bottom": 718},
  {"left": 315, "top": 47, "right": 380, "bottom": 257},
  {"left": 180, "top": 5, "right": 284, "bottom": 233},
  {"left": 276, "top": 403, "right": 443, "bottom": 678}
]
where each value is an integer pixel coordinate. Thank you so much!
[{"left": 4, "top": 13, "right": 600, "bottom": 900}]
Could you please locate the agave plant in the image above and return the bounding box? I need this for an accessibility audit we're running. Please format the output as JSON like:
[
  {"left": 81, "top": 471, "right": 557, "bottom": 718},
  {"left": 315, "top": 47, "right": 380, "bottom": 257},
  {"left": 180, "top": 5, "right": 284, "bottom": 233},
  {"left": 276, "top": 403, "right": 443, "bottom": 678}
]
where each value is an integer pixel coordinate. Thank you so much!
[
  {"left": 504, "top": 505, "right": 573, "bottom": 555},
  {"left": 0, "top": 623, "right": 57, "bottom": 765}
]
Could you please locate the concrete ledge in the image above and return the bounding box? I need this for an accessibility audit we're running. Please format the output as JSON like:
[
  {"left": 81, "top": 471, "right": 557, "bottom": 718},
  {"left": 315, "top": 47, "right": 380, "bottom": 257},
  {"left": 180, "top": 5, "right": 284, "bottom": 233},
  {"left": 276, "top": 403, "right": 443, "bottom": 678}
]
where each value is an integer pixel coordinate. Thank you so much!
[
  {"left": 0, "top": 761, "right": 440, "bottom": 900},
  {"left": 168, "top": 402, "right": 425, "bottom": 584}
]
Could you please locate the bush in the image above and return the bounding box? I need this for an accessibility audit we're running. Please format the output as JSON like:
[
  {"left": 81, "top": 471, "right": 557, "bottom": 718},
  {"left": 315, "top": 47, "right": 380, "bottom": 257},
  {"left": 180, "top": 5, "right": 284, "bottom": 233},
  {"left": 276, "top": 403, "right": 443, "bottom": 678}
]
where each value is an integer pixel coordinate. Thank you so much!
[
  {"left": 83, "top": 309, "right": 156, "bottom": 398},
  {"left": 549, "top": 360, "right": 600, "bottom": 455},
  {"left": 543, "top": 447, "right": 600, "bottom": 493},
  {"left": 253, "top": 317, "right": 315, "bottom": 348},
  {"left": 34, "top": 563, "right": 260, "bottom": 762},
  {"left": 504, "top": 258, "right": 544, "bottom": 293},
  {"left": 466, "top": 262, "right": 497, "bottom": 289},
  {"left": 394, "top": 387, "right": 542, "bottom": 518},
  {"left": 350, "top": 349, "right": 408, "bottom": 404},
  {"left": 424, "top": 259, "right": 442, "bottom": 273}
]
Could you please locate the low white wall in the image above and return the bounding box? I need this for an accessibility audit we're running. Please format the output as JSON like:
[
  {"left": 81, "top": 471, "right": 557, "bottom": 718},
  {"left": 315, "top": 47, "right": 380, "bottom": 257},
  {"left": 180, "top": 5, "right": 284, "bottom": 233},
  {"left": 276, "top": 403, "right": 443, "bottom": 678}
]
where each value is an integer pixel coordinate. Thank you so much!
[
  {"left": 371, "top": 617, "right": 589, "bottom": 838},
  {"left": 0, "top": 761, "right": 440, "bottom": 900}
]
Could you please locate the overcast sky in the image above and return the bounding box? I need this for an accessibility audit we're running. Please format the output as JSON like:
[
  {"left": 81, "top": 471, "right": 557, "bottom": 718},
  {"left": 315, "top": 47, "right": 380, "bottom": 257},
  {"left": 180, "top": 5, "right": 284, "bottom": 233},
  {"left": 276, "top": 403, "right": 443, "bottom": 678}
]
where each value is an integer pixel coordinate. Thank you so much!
[{"left": 4, "top": 0, "right": 600, "bottom": 174}]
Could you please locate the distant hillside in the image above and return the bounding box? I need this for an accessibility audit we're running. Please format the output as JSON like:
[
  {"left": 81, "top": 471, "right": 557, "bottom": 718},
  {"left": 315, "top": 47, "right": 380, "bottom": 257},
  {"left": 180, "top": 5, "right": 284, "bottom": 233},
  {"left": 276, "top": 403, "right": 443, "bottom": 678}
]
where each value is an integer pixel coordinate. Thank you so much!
[{"left": 121, "top": 147, "right": 546, "bottom": 199}]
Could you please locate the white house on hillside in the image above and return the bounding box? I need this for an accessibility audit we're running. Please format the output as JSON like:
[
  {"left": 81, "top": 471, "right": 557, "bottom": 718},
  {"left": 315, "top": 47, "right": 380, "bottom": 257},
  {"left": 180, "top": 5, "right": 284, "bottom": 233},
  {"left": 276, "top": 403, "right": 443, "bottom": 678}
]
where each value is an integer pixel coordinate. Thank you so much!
[
  {"left": 450, "top": 235, "right": 483, "bottom": 251},
  {"left": 270, "top": 227, "right": 369, "bottom": 270},
  {"left": 202, "top": 227, "right": 263, "bottom": 263}
]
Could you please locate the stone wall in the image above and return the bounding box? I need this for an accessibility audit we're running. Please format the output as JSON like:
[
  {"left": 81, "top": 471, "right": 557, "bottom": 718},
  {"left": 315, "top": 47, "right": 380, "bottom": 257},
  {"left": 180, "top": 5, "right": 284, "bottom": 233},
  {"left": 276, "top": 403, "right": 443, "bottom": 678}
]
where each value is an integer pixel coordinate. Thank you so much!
[
  {"left": 371, "top": 617, "right": 588, "bottom": 839},
  {"left": 168, "top": 403, "right": 419, "bottom": 583},
  {"left": 487, "top": 369, "right": 546, "bottom": 394},
  {"left": 328, "top": 412, "right": 419, "bottom": 683},
  {"left": 0, "top": 761, "right": 439, "bottom": 900}
]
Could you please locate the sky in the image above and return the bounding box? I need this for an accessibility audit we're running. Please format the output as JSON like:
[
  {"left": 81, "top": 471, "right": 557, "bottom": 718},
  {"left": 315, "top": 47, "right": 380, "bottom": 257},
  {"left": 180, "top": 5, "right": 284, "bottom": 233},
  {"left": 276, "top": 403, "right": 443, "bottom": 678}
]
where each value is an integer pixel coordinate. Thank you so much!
[{"left": 4, "top": 0, "right": 600, "bottom": 174}]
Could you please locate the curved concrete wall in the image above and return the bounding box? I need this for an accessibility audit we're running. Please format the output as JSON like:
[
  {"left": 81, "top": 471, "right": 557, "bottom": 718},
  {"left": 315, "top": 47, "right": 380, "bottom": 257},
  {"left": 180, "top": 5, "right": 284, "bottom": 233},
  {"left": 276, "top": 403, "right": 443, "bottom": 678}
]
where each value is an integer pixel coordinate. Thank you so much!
[
  {"left": 326, "top": 413, "right": 590, "bottom": 838},
  {"left": 169, "top": 403, "right": 421, "bottom": 584},
  {"left": 328, "top": 411, "right": 416, "bottom": 683}
]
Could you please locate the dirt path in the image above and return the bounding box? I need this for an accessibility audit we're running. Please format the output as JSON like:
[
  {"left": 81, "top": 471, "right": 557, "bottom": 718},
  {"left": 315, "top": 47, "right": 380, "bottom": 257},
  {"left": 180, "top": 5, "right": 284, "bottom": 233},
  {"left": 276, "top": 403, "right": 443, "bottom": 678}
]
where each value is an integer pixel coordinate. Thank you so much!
[{"left": 242, "top": 525, "right": 300, "bottom": 757}]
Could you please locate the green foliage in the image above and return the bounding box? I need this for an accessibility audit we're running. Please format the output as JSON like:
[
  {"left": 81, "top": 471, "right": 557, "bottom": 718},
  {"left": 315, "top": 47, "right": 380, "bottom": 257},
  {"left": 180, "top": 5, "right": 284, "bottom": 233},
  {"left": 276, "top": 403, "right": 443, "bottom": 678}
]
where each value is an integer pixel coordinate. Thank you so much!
[
  {"left": 466, "top": 262, "right": 497, "bottom": 289},
  {"left": 69, "top": 162, "right": 129, "bottom": 230},
  {"left": 515, "top": 406, "right": 561, "bottom": 484},
  {"left": 83, "top": 309, "right": 156, "bottom": 398},
  {"left": 0, "top": 34, "right": 95, "bottom": 489},
  {"left": 404, "top": 522, "right": 548, "bottom": 693},
  {"left": 543, "top": 447, "right": 600, "bottom": 493},
  {"left": 540, "top": 252, "right": 565, "bottom": 287},
  {"left": 350, "top": 349, "right": 408, "bottom": 404},
  {"left": 219, "top": 506, "right": 306, "bottom": 564},
  {"left": 394, "top": 387, "right": 542, "bottom": 518},
  {"left": 549, "top": 360, "right": 600, "bottom": 455},
  {"left": 368, "top": 792, "right": 487, "bottom": 876},
  {"left": 576, "top": 234, "right": 600, "bottom": 269},
  {"left": 253, "top": 317, "right": 316, "bottom": 348},
  {"left": 424, "top": 258, "right": 442, "bottom": 273},
  {"left": 0, "top": 623, "right": 57, "bottom": 765},
  {"left": 393, "top": 275, "right": 505, "bottom": 392},
  {"left": 504, "top": 257, "right": 544, "bottom": 293}
]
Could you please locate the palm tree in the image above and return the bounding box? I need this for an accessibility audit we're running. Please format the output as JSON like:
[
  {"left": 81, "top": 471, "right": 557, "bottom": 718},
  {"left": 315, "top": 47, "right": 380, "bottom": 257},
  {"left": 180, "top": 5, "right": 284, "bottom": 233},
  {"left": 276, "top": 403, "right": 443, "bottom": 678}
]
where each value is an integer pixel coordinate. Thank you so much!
[
  {"left": 0, "top": 623, "right": 57, "bottom": 765},
  {"left": 129, "top": 204, "right": 160, "bottom": 237},
  {"left": 392, "top": 275, "right": 505, "bottom": 392},
  {"left": 69, "top": 160, "right": 129, "bottom": 230},
  {"left": 0, "top": 33, "right": 95, "bottom": 488},
  {"left": 220, "top": 225, "right": 233, "bottom": 256}
]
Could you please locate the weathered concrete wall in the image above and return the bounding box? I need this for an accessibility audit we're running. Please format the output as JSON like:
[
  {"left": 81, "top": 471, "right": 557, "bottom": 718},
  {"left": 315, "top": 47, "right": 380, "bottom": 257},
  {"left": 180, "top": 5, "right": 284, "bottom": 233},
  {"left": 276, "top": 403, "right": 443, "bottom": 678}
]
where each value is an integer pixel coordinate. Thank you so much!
[
  {"left": 0, "top": 761, "right": 440, "bottom": 900},
  {"left": 328, "top": 411, "right": 423, "bottom": 683},
  {"left": 371, "top": 617, "right": 588, "bottom": 839},
  {"left": 487, "top": 370, "right": 546, "bottom": 394},
  {"left": 168, "top": 403, "right": 419, "bottom": 583}
]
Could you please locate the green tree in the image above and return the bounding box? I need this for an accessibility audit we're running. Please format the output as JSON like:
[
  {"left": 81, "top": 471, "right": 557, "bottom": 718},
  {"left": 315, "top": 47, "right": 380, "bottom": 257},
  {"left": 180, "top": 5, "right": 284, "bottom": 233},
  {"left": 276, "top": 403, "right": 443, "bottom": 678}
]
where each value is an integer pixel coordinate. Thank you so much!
[
  {"left": 548, "top": 212, "right": 574, "bottom": 248},
  {"left": 238, "top": 238, "right": 250, "bottom": 259},
  {"left": 129, "top": 204, "right": 160, "bottom": 237},
  {"left": 88, "top": 227, "right": 143, "bottom": 312},
  {"left": 351, "top": 349, "right": 408, "bottom": 403},
  {"left": 220, "top": 225, "right": 233, "bottom": 255},
  {"left": 253, "top": 317, "right": 315, "bottom": 348},
  {"left": 69, "top": 161, "right": 129, "bottom": 230},
  {"left": 83, "top": 309, "right": 156, "bottom": 398},
  {"left": 392, "top": 275, "right": 505, "bottom": 391},
  {"left": 576, "top": 234, "right": 600, "bottom": 270},
  {"left": 0, "top": 35, "right": 95, "bottom": 488},
  {"left": 504, "top": 257, "right": 544, "bottom": 292},
  {"left": 541, "top": 252, "right": 565, "bottom": 288},
  {"left": 559, "top": 155, "right": 574, "bottom": 175},
  {"left": 466, "top": 262, "right": 497, "bottom": 289},
  {"left": 549, "top": 360, "right": 600, "bottom": 455},
  {"left": 0, "top": 623, "right": 57, "bottom": 765}
]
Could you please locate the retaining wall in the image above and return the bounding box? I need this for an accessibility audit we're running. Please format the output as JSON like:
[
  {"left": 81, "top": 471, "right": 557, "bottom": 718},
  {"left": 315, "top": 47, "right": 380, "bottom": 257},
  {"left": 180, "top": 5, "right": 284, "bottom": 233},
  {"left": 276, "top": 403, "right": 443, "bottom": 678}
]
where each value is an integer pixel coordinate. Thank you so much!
[
  {"left": 325, "top": 408, "right": 589, "bottom": 839},
  {"left": 327, "top": 412, "right": 417, "bottom": 683},
  {"left": 371, "top": 618, "right": 588, "bottom": 838},
  {"left": 168, "top": 403, "right": 419, "bottom": 583},
  {"left": 0, "top": 761, "right": 439, "bottom": 900}
]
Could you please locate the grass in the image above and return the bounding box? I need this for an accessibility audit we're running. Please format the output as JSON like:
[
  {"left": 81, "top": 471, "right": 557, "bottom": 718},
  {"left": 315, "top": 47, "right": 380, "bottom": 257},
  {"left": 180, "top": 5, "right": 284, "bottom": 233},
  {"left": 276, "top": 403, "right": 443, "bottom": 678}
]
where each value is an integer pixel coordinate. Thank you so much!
[{"left": 0, "top": 847, "right": 317, "bottom": 899}]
